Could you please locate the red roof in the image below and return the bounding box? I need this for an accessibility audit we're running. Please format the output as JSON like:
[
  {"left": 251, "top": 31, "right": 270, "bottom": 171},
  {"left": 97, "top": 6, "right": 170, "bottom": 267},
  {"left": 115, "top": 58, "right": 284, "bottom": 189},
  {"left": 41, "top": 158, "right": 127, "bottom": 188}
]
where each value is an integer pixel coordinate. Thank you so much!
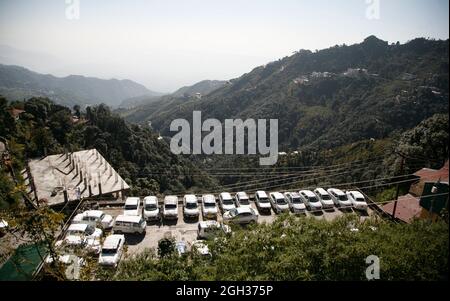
[
  {"left": 8, "top": 108, "right": 25, "bottom": 117},
  {"left": 382, "top": 194, "right": 422, "bottom": 223},
  {"left": 413, "top": 161, "right": 449, "bottom": 183}
]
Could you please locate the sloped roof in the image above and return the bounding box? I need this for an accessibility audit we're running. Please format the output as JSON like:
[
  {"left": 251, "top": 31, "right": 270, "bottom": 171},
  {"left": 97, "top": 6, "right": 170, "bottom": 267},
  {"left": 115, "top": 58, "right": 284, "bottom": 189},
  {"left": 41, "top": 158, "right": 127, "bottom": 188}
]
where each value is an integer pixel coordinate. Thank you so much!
[
  {"left": 413, "top": 161, "right": 449, "bottom": 183},
  {"left": 382, "top": 194, "right": 422, "bottom": 223}
]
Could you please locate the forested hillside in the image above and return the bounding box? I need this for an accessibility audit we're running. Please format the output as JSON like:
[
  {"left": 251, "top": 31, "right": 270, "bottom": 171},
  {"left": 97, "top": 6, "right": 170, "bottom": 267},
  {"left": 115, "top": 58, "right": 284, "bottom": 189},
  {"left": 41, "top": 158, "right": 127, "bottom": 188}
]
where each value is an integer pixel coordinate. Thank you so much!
[{"left": 123, "top": 36, "right": 449, "bottom": 151}]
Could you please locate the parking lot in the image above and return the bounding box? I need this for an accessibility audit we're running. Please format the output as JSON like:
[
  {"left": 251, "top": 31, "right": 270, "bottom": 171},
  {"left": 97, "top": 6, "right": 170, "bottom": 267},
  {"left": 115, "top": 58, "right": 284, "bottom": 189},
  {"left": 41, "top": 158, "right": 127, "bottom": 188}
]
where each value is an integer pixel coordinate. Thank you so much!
[{"left": 101, "top": 202, "right": 375, "bottom": 256}]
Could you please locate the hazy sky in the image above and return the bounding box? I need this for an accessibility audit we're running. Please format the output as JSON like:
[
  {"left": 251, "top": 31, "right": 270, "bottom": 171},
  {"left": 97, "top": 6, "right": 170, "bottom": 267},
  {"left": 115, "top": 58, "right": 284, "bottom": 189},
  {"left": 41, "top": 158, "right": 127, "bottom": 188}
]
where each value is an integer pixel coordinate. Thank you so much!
[{"left": 0, "top": 0, "right": 448, "bottom": 92}]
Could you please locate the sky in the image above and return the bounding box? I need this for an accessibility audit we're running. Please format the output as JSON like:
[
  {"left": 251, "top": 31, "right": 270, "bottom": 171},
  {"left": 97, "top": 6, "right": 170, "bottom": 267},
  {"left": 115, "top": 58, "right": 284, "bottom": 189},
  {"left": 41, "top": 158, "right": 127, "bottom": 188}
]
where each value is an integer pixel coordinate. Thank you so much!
[{"left": 0, "top": 0, "right": 448, "bottom": 93}]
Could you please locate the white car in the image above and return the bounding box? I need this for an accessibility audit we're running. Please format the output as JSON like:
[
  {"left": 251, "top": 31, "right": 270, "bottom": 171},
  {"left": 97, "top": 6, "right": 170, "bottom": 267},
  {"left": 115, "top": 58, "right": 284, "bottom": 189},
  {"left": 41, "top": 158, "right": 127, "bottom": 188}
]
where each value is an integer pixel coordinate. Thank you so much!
[
  {"left": 235, "top": 192, "right": 251, "bottom": 208},
  {"left": 314, "top": 188, "right": 335, "bottom": 209},
  {"left": 113, "top": 215, "right": 146, "bottom": 234},
  {"left": 72, "top": 210, "right": 114, "bottom": 229},
  {"left": 143, "top": 196, "right": 160, "bottom": 221},
  {"left": 327, "top": 188, "right": 353, "bottom": 208},
  {"left": 197, "top": 221, "right": 231, "bottom": 239},
  {"left": 284, "top": 192, "right": 306, "bottom": 214},
  {"left": 123, "top": 197, "right": 141, "bottom": 216},
  {"left": 223, "top": 207, "right": 258, "bottom": 225},
  {"left": 183, "top": 194, "right": 200, "bottom": 219},
  {"left": 219, "top": 192, "right": 236, "bottom": 213},
  {"left": 300, "top": 190, "right": 323, "bottom": 212},
  {"left": 201, "top": 194, "right": 218, "bottom": 219},
  {"left": 163, "top": 196, "right": 179, "bottom": 220},
  {"left": 61, "top": 223, "right": 102, "bottom": 254},
  {"left": 269, "top": 192, "right": 290, "bottom": 214},
  {"left": 98, "top": 234, "right": 125, "bottom": 268},
  {"left": 346, "top": 191, "right": 369, "bottom": 211},
  {"left": 255, "top": 191, "right": 272, "bottom": 213}
]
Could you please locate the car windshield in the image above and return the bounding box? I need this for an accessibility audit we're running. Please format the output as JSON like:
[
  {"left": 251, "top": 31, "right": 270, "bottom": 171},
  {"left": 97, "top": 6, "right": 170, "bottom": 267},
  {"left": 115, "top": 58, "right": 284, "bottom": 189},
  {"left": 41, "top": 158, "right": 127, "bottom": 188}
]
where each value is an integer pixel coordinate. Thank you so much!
[
  {"left": 338, "top": 195, "right": 348, "bottom": 201},
  {"left": 309, "top": 196, "right": 319, "bottom": 203},
  {"left": 205, "top": 203, "right": 216, "bottom": 208},
  {"left": 223, "top": 199, "right": 233, "bottom": 205},
  {"left": 258, "top": 197, "right": 269, "bottom": 203},
  {"left": 321, "top": 195, "right": 331, "bottom": 200},
  {"left": 229, "top": 209, "right": 238, "bottom": 217},
  {"left": 239, "top": 198, "right": 250, "bottom": 205},
  {"left": 276, "top": 198, "right": 287, "bottom": 205},
  {"left": 356, "top": 198, "right": 365, "bottom": 202},
  {"left": 165, "top": 204, "right": 177, "bottom": 210},
  {"left": 186, "top": 202, "right": 198, "bottom": 209},
  {"left": 125, "top": 205, "right": 137, "bottom": 210},
  {"left": 101, "top": 247, "right": 117, "bottom": 255},
  {"left": 292, "top": 197, "right": 302, "bottom": 204},
  {"left": 145, "top": 204, "right": 157, "bottom": 211}
]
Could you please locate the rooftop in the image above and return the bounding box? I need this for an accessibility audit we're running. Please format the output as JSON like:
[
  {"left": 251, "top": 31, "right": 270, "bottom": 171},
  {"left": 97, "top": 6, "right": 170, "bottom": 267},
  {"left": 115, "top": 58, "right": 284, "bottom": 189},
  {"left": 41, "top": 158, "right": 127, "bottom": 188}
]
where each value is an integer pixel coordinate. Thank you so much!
[
  {"left": 413, "top": 161, "right": 449, "bottom": 183},
  {"left": 26, "top": 149, "right": 130, "bottom": 206},
  {"left": 382, "top": 194, "right": 422, "bottom": 223}
]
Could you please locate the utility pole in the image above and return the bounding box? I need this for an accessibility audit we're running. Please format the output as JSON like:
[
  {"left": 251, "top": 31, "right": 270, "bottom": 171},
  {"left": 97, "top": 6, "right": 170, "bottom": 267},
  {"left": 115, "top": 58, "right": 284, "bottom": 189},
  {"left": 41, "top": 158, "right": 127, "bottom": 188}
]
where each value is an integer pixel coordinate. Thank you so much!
[{"left": 392, "top": 153, "right": 405, "bottom": 220}]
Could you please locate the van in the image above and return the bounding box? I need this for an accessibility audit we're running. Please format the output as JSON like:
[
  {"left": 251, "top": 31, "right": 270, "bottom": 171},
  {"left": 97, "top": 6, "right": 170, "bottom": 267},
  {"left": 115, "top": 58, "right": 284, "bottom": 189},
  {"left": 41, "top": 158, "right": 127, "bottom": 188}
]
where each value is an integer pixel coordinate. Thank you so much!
[
  {"left": 113, "top": 215, "right": 146, "bottom": 234},
  {"left": 163, "top": 196, "right": 179, "bottom": 220},
  {"left": 143, "top": 196, "right": 160, "bottom": 221},
  {"left": 255, "top": 191, "right": 271, "bottom": 213},
  {"left": 123, "top": 197, "right": 141, "bottom": 216},
  {"left": 183, "top": 195, "right": 200, "bottom": 219}
]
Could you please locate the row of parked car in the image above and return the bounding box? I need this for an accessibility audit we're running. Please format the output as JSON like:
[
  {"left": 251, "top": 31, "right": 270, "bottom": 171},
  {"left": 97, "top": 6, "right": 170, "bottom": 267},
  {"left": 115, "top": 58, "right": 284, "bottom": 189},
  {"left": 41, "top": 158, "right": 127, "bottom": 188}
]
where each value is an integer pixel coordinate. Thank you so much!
[{"left": 117, "top": 188, "right": 368, "bottom": 226}]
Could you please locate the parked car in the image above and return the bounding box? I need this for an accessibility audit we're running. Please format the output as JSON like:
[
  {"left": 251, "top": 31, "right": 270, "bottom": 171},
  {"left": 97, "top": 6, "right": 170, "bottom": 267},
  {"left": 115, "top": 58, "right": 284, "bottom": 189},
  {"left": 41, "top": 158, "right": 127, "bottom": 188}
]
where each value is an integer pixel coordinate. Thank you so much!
[
  {"left": 197, "top": 221, "right": 231, "bottom": 239},
  {"left": 269, "top": 192, "right": 290, "bottom": 214},
  {"left": 346, "top": 191, "right": 369, "bottom": 211},
  {"left": 223, "top": 207, "right": 258, "bottom": 225},
  {"left": 300, "top": 190, "right": 323, "bottom": 211},
  {"left": 219, "top": 192, "right": 236, "bottom": 213},
  {"left": 163, "top": 196, "right": 179, "bottom": 220},
  {"left": 60, "top": 223, "right": 102, "bottom": 254},
  {"left": 183, "top": 194, "right": 200, "bottom": 219},
  {"left": 255, "top": 191, "right": 272, "bottom": 213},
  {"left": 284, "top": 192, "right": 306, "bottom": 214},
  {"left": 143, "top": 196, "right": 160, "bottom": 221},
  {"left": 98, "top": 234, "right": 125, "bottom": 268},
  {"left": 201, "top": 194, "right": 218, "bottom": 219},
  {"left": 235, "top": 192, "right": 251, "bottom": 208},
  {"left": 113, "top": 215, "right": 146, "bottom": 234},
  {"left": 72, "top": 210, "right": 114, "bottom": 229},
  {"left": 123, "top": 197, "right": 141, "bottom": 216},
  {"left": 327, "top": 188, "right": 353, "bottom": 208},
  {"left": 314, "top": 188, "right": 335, "bottom": 209}
]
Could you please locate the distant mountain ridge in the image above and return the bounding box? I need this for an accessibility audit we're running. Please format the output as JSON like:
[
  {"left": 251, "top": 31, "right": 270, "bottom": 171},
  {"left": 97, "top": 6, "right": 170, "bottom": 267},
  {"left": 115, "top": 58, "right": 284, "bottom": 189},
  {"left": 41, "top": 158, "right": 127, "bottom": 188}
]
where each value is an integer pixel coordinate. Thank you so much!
[
  {"left": 117, "top": 79, "right": 226, "bottom": 109},
  {"left": 172, "top": 80, "right": 227, "bottom": 98},
  {"left": 0, "top": 64, "right": 162, "bottom": 107}
]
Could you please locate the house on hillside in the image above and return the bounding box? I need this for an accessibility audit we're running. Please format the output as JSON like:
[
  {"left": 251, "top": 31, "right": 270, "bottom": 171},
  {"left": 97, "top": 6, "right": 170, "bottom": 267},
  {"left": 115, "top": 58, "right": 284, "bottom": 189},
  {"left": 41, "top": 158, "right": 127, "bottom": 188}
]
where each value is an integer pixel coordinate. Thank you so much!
[
  {"left": 382, "top": 161, "right": 449, "bottom": 223},
  {"left": 8, "top": 108, "right": 25, "bottom": 121}
]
